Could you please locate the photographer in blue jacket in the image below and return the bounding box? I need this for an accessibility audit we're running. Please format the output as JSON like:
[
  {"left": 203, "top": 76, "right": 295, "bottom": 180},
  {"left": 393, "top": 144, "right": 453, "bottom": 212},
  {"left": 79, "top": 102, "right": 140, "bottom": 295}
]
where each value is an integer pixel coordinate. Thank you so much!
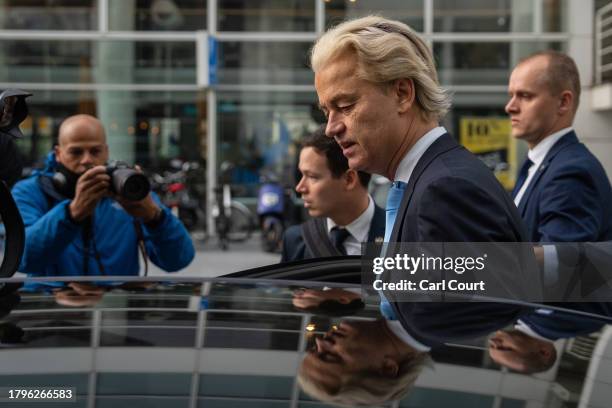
[{"left": 11, "top": 114, "right": 194, "bottom": 283}]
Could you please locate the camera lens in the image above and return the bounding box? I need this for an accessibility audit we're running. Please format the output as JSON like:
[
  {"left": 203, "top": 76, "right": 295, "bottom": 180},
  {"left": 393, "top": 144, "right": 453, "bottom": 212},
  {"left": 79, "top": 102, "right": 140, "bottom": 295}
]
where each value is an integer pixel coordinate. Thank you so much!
[
  {"left": 109, "top": 168, "right": 150, "bottom": 201},
  {"left": 120, "top": 173, "right": 150, "bottom": 201}
]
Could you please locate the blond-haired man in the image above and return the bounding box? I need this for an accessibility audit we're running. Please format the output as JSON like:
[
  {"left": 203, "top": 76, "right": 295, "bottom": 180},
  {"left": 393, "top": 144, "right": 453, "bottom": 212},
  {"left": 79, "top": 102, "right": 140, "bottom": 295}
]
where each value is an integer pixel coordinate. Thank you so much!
[{"left": 301, "top": 15, "right": 531, "bottom": 405}]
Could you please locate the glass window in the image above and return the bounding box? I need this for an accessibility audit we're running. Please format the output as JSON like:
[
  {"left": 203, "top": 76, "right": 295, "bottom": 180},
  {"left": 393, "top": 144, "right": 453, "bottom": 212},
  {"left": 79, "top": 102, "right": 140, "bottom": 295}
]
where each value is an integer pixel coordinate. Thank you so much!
[
  {"left": 0, "top": 40, "right": 196, "bottom": 85},
  {"left": 108, "top": 0, "right": 206, "bottom": 31},
  {"left": 98, "top": 398, "right": 189, "bottom": 408},
  {"left": 97, "top": 373, "right": 191, "bottom": 395},
  {"left": 218, "top": 0, "right": 315, "bottom": 32},
  {"left": 325, "top": 0, "right": 423, "bottom": 32},
  {"left": 217, "top": 41, "right": 312, "bottom": 85},
  {"left": 433, "top": 0, "right": 532, "bottom": 32},
  {"left": 217, "top": 91, "right": 320, "bottom": 198},
  {"left": 15, "top": 90, "right": 206, "bottom": 170},
  {"left": 198, "top": 400, "right": 288, "bottom": 408},
  {"left": 100, "top": 327, "right": 197, "bottom": 346},
  {"left": 0, "top": 0, "right": 98, "bottom": 30},
  {"left": 199, "top": 374, "right": 293, "bottom": 398},
  {"left": 433, "top": 41, "right": 564, "bottom": 85},
  {"left": 542, "top": 0, "right": 568, "bottom": 32},
  {"left": 399, "top": 387, "right": 494, "bottom": 407}
]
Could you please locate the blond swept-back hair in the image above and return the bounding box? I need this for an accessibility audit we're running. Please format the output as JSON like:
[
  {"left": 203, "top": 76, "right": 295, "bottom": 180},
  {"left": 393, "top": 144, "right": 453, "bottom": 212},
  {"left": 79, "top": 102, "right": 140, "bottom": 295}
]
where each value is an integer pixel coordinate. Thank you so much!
[
  {"left": 297, "top": 351, "right": 431, "bottom": 407},
  {"left": 311, "top": 15, "right": 450, "bottom": 122}
]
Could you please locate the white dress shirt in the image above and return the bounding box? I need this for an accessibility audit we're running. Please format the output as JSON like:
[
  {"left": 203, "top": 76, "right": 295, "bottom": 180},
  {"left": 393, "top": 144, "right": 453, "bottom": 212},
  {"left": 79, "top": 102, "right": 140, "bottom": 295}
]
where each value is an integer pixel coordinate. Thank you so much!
[
  {"left": 326, "top": 195, "right": 375, "bottom": 256},
  {"left": 394, "top": 126, "right": 447, "bottom": 183},
  {"left": 515, "top": 309, "right": 556, "bottom": 343},
  {"left": 386, "top": 320, "right": 432, "bottom": 352},
  {"left": 513, "top": 127, "right": 573, "bottom": 206}
]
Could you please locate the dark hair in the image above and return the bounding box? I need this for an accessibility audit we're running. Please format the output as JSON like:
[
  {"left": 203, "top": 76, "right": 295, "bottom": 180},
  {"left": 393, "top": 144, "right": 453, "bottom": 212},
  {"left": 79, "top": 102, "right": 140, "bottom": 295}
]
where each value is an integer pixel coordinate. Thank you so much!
[{"left": 301, "top": 126, "right": 371, "bottom": 188}]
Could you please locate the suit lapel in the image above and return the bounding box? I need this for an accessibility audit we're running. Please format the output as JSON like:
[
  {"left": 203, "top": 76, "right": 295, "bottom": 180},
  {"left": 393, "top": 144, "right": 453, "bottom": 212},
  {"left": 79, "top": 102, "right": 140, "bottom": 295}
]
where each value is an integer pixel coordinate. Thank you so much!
[
  {"left": 389, "top": 133, "right": 460, "bottom": 242},
  {"left": 367, "top": 204, "right": 386, "bottom": 244},
  {"left": 517, "top": 132, "right": 578, "bottom": 215}
]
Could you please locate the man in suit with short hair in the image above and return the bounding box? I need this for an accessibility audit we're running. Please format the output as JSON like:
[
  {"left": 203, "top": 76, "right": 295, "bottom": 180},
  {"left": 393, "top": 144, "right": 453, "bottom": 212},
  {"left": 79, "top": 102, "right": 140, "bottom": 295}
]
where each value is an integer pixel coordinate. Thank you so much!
[
  {"left": 507, "top": 50, "right": 612, "bottom": 243},
  {"left": 280, "top": 127, "right": 384, "bottom": 262}
]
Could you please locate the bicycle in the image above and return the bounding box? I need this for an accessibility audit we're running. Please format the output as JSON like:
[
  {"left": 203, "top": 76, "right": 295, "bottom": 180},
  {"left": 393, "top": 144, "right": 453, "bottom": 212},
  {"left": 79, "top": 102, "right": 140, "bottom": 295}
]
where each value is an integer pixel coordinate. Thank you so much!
[{"left": 212, "top": 162, "right": 255, "bottom": 251}]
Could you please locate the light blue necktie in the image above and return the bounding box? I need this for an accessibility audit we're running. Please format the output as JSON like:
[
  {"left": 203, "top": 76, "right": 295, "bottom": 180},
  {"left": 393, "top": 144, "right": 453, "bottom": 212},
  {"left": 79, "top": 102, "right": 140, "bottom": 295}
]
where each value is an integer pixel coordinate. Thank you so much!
[
  {"left": 384, "top": 181, "right": 407, "bottom": 242},
  {"left": 380, "top": 181, "right": 407, "bottom": 320}
]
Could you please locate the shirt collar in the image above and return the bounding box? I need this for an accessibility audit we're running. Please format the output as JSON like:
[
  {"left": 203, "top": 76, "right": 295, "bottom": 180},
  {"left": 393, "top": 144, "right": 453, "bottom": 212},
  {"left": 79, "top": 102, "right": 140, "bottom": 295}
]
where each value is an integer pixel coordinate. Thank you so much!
[
  {"left": 385, "top": 320, "right": 431, "bottom": 352},
  {"left": 514, "top": 319, "right": 555, "bottom": 343},
  {"left": 327, "top": 195, "right": 374, "bottom": 243},
  {"left": 527, "top": 127, "right": 573, "bottom": 167},
  {"left": 394, "top": 126, "right": 447, "bottom": 183}
]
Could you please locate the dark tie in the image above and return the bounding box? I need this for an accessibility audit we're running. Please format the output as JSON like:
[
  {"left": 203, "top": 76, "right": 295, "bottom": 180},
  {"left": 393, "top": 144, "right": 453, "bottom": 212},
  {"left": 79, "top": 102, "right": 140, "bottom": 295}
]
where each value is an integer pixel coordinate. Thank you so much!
[
  {"left": 329, "top": 227, "right": 350, "bottom": 255},
  {"left": 384, "top": 181, "right": 407, "bottom": 242},
  {"left": 512, "top": 158, "right": 533, "bottom": 198}
]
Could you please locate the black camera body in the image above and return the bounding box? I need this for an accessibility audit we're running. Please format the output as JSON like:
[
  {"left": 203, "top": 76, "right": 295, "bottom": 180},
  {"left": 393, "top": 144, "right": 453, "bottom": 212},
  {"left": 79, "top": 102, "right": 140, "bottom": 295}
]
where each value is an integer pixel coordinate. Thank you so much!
[
  {"left": 106, "top": 161, "right": 151, "bottom": 201},
  {"left": 53, "top": 161, "right": 151, "bottom": 201}
]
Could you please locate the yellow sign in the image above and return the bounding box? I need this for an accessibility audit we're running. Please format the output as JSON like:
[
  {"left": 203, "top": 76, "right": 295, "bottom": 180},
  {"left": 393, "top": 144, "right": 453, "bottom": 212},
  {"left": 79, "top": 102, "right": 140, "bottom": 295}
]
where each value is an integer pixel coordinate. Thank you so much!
[{"left": 460, "top": 117, "right": 516, "bottom": 190}]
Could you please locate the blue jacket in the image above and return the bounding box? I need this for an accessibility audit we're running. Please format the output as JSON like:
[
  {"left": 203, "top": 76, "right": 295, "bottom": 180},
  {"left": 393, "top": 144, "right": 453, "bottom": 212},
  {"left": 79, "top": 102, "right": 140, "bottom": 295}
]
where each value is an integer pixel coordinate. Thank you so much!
[{"left": 12, "top": 153, "right": 195, "bottom": 282}]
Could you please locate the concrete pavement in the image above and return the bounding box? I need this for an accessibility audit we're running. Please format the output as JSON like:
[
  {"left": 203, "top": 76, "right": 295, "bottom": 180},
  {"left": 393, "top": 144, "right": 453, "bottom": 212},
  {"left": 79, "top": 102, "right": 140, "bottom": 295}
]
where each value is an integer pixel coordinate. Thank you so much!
[{"left": 148, "top": 233, "right": 281, "bottom": 278}]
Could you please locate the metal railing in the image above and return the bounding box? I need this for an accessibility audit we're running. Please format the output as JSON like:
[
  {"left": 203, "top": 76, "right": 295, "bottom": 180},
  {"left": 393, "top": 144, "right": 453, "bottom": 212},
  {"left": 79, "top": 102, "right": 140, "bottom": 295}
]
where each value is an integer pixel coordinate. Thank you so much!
[{"left": 595, "top": 2, "right": 612, "bottom": 84}]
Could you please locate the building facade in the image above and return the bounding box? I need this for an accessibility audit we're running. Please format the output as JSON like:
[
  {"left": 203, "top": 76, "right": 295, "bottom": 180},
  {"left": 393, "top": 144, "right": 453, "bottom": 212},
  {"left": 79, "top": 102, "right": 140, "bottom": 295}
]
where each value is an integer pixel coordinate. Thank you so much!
[{"left": 1, "top": 0, "right": 610, "bottom": 228}]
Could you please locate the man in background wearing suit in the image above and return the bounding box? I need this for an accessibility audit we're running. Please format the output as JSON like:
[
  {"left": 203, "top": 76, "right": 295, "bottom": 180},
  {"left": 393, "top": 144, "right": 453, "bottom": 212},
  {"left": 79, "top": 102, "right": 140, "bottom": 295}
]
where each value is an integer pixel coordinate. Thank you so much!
[
  {"left": 280, "top": 127, "right": 384, "bottom": 262},
  {"left": 507, "top": 51, "right": 612, "bottom": 243}
]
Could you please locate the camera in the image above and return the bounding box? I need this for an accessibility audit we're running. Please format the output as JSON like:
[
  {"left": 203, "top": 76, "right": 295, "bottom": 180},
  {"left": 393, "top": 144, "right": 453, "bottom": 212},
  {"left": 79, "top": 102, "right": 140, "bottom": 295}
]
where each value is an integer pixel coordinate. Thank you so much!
[
  {"left": 106, "top": 161, "right": 151, "bottom": 201},
  {"left": 0, "top": 88, "right": 30, "bottom": 278},
  {"left": 53, "top": 161, "right": 151, "bottom": 201},
  {"left": 0, "top": 89, "right": 31, "bottom": 187},
  {"left": 0, "top": 89, "right": 31, "bottom": 138}
]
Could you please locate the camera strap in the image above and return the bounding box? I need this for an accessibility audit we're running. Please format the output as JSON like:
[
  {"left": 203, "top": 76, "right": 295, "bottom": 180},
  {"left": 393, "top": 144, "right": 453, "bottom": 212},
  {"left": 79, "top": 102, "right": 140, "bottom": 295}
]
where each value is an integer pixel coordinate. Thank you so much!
[
  {"left": 0, "top": 180, "right": 25, "bottom": 278},
  {"left": 133, "top": 220, "right": 149, "bottom": 277},
  {"left": 81, "top": 216, "right": 105, "bottom": 275}
]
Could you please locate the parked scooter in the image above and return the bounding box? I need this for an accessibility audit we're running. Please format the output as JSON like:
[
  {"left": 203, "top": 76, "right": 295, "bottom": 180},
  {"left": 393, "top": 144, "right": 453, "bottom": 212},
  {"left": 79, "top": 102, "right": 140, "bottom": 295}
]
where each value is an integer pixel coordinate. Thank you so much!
[
  {"left": 257, "top": 172, "right": 303, "bottom": 253},
  {"left": 150, "top": 160, "right": 206, "bottom": 238},
  {"left": 257, "top": 173, "right": 285, "bottom": 252}
]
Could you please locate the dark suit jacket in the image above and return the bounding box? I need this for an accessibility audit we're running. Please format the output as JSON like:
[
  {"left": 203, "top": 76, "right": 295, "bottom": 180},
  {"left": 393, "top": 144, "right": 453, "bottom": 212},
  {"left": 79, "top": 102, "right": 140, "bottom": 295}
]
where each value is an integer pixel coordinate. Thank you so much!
[
  {"left": 514, "top": 131, "right": 612, "bottom": 242},
  {"left": 520, "top": 307, "right": 611, "bottom": 341},
  {"left": 386, "top": 133, "right": 532, "bottom": 348},
  {"left": 280, "top": 204, "right": 385, "bottom": 262},
  {"left": 389, "top": 133, "right": 528, "bottom": 244}
]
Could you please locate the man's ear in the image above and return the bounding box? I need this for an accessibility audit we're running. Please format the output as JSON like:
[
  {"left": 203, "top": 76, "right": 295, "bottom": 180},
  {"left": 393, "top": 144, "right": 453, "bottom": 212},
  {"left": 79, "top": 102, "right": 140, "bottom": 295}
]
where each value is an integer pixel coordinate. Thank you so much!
[
  {"left": 538, "top": 343, "right": 554, "bottom": 359},
  {"left": 54, "top": 145, "right": 62, "bottom": 162},
  {"left": 102, "top": 143, "right": 110, "bottom": 162},
  {"left": 343, "top": 169, "right": 360, "bottom": 190},
  {"left": 394, "top": 78, "right": 415, "bottom": 114},
  {"left": 558, "top": 90, "right": 573, "bottom": 115},
  {"left": 380, "top": 357, "right": 400, "bottom": 378},
  {"left": 336, "top": 296, "right": 352, "bottom": 304}
]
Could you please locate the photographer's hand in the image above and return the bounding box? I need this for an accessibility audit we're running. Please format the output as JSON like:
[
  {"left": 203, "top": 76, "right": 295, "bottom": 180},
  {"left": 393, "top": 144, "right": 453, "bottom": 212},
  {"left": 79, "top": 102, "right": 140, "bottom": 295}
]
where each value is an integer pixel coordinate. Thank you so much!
[
  {"left": 117, "top": 193, "right": 162, "bottom": 223},
  {"left": 69, "top": 165, "right": 110, "bottom": 222},
  {"left": 115, "top": 165, "right": 162, "bottom": 223}
]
